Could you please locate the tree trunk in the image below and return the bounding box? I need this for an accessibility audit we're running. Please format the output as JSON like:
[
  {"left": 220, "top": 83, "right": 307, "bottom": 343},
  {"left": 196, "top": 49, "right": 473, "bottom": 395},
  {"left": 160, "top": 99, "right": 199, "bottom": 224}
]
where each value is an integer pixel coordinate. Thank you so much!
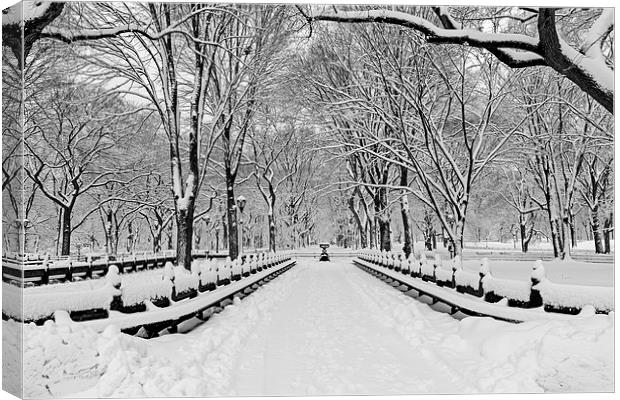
[
  {"left": 377, "top": 216, "right": 391, "bottom": 251},
  {"left": 222, "top": 214, "right": 228, "bottom": 250},
  {"left": 176, "top": 210, "right": 193, "bottom": 270},
  {"left": 374, "top": 186, "right": 391, "bottom": 251},
  {"left": 368, "top": 218, "right": 376, "bottom": 249},
  {"left": 399, "top": 166, "right": 412, "bottom": 257},
  {"left": 153, "top": 227, "right": 162, "bottom": 253},
  {"left": 449, "top": 219, "right": 465, "bottom": 258},
  {"left": 61, "top": 207, "right": 71, "bottom": 256},
  {"left": 538, "top": 154, "right": 561, "bottom": 259},
  {"left": 519, "top": 217, "right": 528, "bottom": 253},
  {"left": 268, "top": 209, "right": 276, "bottom": 252},
  {"left": 603, "top": 212, "right": 612, "bottom": 254},
  {"left": 348, "top": 195, "right": 367, "bottom": 248},
  {"left": 166, "top": 224, "right": 174, "bottom": 251},
  {"left": 226, "top": 175, "right": 239, "bottom": 260},
  {"left": 591, "top": 205, "right": 604, "bottom": 253},
  {"left": 56, "top": 207, "right": 63, "bottom": 256},
  {"left": 111, "top": 212, "right": 119, "bottom": 255},
  {"left": 551, "top": 218, "right": 565, "bottom": 259},
  {"left": 569, "top": 212, "right": 577, "bottom": 248}
]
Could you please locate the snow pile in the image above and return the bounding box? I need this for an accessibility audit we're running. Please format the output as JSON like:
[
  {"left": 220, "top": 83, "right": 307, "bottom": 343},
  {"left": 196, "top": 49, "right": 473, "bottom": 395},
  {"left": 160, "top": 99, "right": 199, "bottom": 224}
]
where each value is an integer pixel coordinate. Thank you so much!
[
  {"left": 454, "top": 270, "right": 480, "bottom": 288},
  {"left": 434, "top": 266, "right": 453, "bottom": 282},
  {"left": 231, "top": 259, "right": 243, "bottom": 277},
  {"left": 481, "top": 275, "right": 531, "bottom": 302},
  {"left": 3, "top": 281, "right": 117, "bottom": 321},
  {"left": 420, "top": 260, "right": 435, "bottom": 277},
  {"left": 3, "top": 283, "right": 25, "bottom": 319},
  {"left": 16, "top": 315, "right": 147, "bottom": 398},
  {"left": 120, "top": 272, "right": 172, "bottom": 306},
  {"left": 48, "top": 259, "right": 73, "bottom": 269},
  {"left": 194, "top": 259, "right": 217, "bottom": 285},
  {"left": 172, "top": 266, "right": 199, "bottom": 293},
  {"left": 535, "top": 280, "right": 614, "bottom": 312},
  {"left": 456, "top": 314, "right": 614, "bottom": 392},
  {"left": 201, "top": 266, "right": 218, "bottom": 286},
  {"left": 2, "top": 319, "right": 22, "bottom": 396}
]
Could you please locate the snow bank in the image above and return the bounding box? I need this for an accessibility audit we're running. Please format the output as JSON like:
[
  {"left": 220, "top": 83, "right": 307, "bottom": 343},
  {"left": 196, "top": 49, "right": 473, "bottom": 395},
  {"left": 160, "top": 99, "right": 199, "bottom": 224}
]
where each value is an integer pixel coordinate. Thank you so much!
[
  {"left": 17, "top": 261, "right": 303, "bottom": 397},
  {"left": 14, "top": 317, "right": 147, "bottom": 398},
  {"left": 535, "top": 280, "right": 614, "bottom": 312},
  {"left": 456, "top": 314, "right": 614, "bottom": 392}
]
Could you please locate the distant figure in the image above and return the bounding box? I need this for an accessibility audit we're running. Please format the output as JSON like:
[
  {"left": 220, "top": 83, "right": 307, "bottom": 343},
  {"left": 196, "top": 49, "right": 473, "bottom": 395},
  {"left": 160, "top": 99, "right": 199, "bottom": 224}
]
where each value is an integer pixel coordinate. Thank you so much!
[{"left": 319, "top": 243, "right": 330, "bottom": 262}]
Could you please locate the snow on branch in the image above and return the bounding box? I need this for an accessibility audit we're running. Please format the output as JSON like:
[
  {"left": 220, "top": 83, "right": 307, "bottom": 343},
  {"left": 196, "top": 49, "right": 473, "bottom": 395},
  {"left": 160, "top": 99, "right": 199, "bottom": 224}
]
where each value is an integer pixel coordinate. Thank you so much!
[
  {"left": 41, "top": 25, "right": 158, "bottom": 43},
  {"left": 580, "top": 8, "right": 614, "bottom": 61},
  {"left": 308, "top": 7, "right": 614, "bottom": 113},
  {"left": 311, "top": 9, "right": 540, "bottom": 52}
]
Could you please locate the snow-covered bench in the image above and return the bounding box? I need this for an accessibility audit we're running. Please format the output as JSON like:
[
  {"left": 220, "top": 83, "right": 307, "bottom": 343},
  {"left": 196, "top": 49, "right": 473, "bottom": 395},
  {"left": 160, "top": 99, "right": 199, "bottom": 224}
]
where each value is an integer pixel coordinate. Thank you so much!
[
  {"left": 4, "top": 252, "right": 296, "bottom": 326},
  {"left": 355, "top": 250, "right": 613, "bottom": 317}
]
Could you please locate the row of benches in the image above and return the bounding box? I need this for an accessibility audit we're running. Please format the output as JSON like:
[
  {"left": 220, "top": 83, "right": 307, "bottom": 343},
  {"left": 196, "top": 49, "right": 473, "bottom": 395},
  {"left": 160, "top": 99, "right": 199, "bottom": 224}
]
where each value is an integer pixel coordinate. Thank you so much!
[{"left": 1, "top": 252, "right": 224, "bottom": 285}]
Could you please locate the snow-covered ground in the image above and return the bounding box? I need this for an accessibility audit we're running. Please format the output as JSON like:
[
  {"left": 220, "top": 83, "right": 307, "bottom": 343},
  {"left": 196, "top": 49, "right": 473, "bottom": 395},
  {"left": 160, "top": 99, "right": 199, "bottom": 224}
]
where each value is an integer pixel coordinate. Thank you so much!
[
  {"left": 4, "top": 259, "right": 613, "bottom": 397},
  {"left": 459, "top": 258, "right": 613, "bottom": 287},
  {"left": 463, "top": 240, "right": 614, "bottom": 252}
]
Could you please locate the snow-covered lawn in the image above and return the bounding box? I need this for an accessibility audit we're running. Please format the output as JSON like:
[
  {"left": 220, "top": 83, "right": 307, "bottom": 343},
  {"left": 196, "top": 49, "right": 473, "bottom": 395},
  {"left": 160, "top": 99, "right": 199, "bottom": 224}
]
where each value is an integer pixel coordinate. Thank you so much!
[
  {"left": 5, "top": 259, "right": 613, "bottom": 397},
  {"left": 458, "top": 259, "right": 613, "bottom": 287},
  {"left": 463, "top": 240, "right": 614, "bottom": 252}
]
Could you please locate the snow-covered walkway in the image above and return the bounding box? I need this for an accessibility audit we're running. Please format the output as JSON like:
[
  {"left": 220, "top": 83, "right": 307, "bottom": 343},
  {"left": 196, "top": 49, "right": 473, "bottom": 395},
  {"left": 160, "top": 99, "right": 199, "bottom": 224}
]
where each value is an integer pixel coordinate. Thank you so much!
[
  {"left": 9, "top": 259, "right": 613, "bottom": 397},
  {"left": 231, "top": 260, "right": 470, "bottom": 395}
]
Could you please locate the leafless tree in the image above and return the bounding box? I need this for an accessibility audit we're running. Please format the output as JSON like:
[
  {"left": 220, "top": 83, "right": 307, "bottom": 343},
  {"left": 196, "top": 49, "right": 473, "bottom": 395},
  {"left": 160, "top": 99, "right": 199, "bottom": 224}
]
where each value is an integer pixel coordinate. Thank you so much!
[{"left": 304, "top": 6, "right": 614, "bottom": 113}]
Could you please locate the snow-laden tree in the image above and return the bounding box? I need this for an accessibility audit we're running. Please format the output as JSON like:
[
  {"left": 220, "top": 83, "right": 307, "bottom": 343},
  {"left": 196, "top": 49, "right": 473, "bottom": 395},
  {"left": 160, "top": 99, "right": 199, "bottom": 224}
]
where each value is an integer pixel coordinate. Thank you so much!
[
  {"left": 578, "top": 148, "right": 613, "bottom": 254},
  {"left": 30, "top": 3, "right": 294, "bottom": 265},
  {"left": 297, "top": 26, "right": 398, "bottom": 251},
  {"left": 246, "top": 104, "right": 301, "bottom": 253},
  {"left": 205, "top": 5, "right": 294, "bottom": 260},
  {"left": 23, "top": 79, "right": 149, "bottom": 255},
  {"left": 303, "top": 6, "right": 614, "bottom": 114},
  {"left": 517, "top": 68, "right": 613, "bottom": 259}
]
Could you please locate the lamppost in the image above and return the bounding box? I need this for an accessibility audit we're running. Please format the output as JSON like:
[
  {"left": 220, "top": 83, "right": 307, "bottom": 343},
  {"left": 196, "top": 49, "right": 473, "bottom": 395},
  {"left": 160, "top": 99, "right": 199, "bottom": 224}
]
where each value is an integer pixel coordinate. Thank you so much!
[
  {"left": 215, "top": 223, "right": 220, "bottom": 254},
  {"left": 236, "top": 195, "right": 246, "bottom": 257}
]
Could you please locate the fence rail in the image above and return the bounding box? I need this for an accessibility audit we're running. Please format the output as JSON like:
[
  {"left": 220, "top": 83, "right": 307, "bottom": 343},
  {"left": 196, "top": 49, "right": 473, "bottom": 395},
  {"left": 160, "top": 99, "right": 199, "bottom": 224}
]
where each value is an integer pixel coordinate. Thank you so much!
[{"left": 1, "top": 251, "right": 218, "bottom": 285}]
